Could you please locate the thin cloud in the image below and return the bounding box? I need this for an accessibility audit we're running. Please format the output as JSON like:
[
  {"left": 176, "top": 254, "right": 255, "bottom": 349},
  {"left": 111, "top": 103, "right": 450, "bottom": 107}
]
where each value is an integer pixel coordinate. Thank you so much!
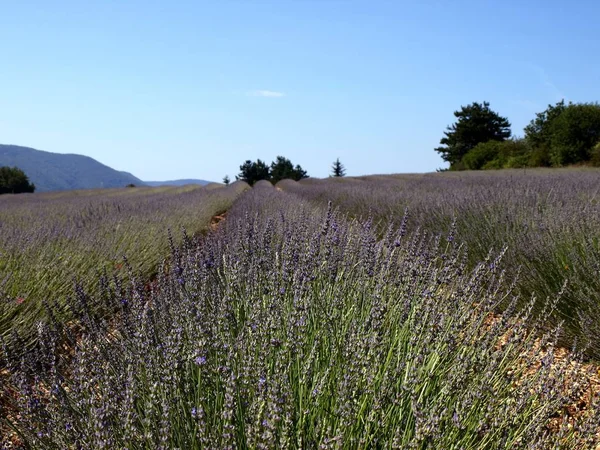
[
  {"left": 247, "top": 90, "right": 285, "bottom": 98},
  {"left": 529, "top": 64, "right": 566, "bottom": 102}
]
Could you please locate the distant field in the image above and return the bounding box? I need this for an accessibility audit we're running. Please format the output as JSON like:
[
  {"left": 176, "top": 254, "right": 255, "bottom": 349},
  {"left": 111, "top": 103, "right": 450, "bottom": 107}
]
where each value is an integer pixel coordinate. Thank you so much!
[{"left": 0, "top": 182, "right": 248, "bottom": 346}]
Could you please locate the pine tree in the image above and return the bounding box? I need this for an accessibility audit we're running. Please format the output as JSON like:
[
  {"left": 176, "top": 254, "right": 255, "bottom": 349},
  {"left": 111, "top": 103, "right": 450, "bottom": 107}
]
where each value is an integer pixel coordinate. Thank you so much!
[
  {"left": 235, "top": 159, "right": 271, "bottom": 186},
  {"left": 331, "top": 158, "right": 346, "bottom": 177},
  {"left": 435, "top": 102, "right": 511, "bottom": 167},
  {"left": 270, "top": 156, "right": 309, "bottom": 183}
]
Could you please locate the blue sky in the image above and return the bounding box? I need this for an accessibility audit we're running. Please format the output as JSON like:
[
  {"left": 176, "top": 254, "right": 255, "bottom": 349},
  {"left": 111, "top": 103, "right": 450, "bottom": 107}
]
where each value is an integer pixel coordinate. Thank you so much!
[{"left": 0, "top": 0, "right": 598, "bottom": 181}]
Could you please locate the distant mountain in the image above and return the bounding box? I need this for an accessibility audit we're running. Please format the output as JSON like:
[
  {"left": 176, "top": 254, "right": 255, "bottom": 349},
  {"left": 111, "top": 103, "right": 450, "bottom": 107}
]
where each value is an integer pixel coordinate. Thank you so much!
[
  {"left": 144, "top": 179, "right": 212, "bottom": 187},
  {"left": 0, "top": 144, "right": 144, "bottom": 192}
]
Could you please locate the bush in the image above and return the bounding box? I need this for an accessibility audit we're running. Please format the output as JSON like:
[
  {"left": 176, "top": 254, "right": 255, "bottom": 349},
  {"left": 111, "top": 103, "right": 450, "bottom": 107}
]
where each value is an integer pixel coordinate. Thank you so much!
[
  {"left": 505, "top": 154, "right": 530, "bottom": 168},
  {"left": 462, "top": 139, "right": 529, "bottom": 170},
  {"left": 481, "top": 158, "right": 503, "bottom": 170},
  {"left": 0, "top": 166, "right": 35, "bottom": 194},
  {"left": 449, "top": 160, "right": 467, "bottom": 171},
  {"left": 462, "top": 141, "right": 501, "bottom": 170},
  {"left": 591, "top": 142, "right": 600, "bottom": 167},
  {"left": 528, "top": 145, "right": 552, "bottom": 167}
]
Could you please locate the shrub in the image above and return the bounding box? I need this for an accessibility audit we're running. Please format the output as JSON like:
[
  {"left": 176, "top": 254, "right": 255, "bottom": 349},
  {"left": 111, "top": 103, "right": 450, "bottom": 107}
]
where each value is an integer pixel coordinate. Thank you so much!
[
  {"left": 0, "top": 166, "right": 35, "bottom": 194},
  {"left": 462, "top": 141, "right": 501, "bottom": 170},
  {"left": 462, "top": 139, "right": 529, "bottom": 170},
  {"left": 481, "top": 158, "right": 503, "bottom": 170},
  {"left": 528, "top": 145, "right": 552, "bottom": 167},
  {"left": 590, "top": 141, "right": 600, "bottom": 167},
  {"left": 505, "top": 154, "right": 530, "bottom": 168}
]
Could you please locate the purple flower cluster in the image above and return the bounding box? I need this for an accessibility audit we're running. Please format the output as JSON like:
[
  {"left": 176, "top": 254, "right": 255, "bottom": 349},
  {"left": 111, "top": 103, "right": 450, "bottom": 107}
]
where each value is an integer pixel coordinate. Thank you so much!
[
  {"left": 0, "top": 182, "right": 248, "bottom": 349},
  {"left": 279, "top": 169, "right": 600, "bottom": 357}
]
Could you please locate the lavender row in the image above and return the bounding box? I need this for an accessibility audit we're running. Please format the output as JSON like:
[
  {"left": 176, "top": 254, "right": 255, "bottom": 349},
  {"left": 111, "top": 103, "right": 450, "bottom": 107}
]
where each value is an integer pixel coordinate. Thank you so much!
[
  {"left": 278, "top": 169, "right": 600, "bottom": 356},
  {"left": 0, "top": 182, "right": 248, "bottom": 348}
]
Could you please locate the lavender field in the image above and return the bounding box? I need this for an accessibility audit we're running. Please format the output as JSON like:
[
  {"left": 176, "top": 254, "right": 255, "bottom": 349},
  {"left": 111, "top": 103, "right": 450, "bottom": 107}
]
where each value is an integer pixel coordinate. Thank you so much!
[
  {"left": 2, "top": 171, "right": 600, "bottom": 448},
  {"left": 0, "top": 182, "right": 248, "bottom": 348}
]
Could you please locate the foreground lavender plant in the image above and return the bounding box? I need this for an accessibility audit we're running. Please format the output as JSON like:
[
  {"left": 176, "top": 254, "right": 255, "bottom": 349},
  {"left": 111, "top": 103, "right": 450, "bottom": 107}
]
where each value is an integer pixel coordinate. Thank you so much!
[
  {"left": 2, "top": 186, "right": 598, "bottom": 448},
  {"left": 279, "top": 169, "right": 600, "bottom": 357}
]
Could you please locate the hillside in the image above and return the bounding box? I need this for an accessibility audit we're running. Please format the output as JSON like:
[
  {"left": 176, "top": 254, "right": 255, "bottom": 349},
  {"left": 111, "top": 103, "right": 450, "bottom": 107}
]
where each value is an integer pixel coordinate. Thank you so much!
[
  {"left": 0, "top": 144, "right": 144, "bottom": 192},
  {"left": 144, "top": 179, "right": 212, "bottom": 187}
]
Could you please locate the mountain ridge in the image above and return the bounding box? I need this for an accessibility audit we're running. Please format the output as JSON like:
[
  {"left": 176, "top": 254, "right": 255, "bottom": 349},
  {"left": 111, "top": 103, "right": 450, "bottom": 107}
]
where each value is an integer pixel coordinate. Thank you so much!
[{"left": 0, "top": 144, "right": 144, "bottom": 192}]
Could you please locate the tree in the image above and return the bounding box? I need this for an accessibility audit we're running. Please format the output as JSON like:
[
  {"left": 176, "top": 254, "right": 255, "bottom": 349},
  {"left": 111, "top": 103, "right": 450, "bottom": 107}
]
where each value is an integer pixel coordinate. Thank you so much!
[
  {"left": 547, "top": 103, "right": 600, "bottom": 165},
  {"left": 270, "top": 156, "right": 308, "bottom": 183},
  {"left": 435, "top": 101, "right": 511, "bottom": 167},
  {"left": 222, "top": 175, "right": 230, "bottom": 185},
  {"left": 235, "top": 159, "right": 270, "bottom": 186},
  {"left": 331, "top": 158, "right": 346, "bottom": 177},
  {"left": 0, "top": 166, "right": 35, "bottom": 194},
  {"left": 524, "top": 100, "right": 567, "bottom": 150},
  {"left": 523, "top": 101, "right": 600, "bottom": 166}
]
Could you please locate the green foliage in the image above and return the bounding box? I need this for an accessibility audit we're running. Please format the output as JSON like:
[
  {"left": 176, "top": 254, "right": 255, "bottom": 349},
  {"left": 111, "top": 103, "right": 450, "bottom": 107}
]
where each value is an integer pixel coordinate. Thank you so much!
[
  {"left": 236, "top": 159, "right": 271, "bottom": 186},
  {"left": 527, "top": 145, "right": 552, "bottom": 167},
  {"left": 331, "top": 158, "right": 346, "bottom": 177},
  {"left": 270, "top": 156, "right": 308, "bottom": 183},
  {"left": 236, "top": 157, "right": 308, "bottom": 185},
  {"left": 505, "top": 154, "right": 530, "bottom": 168},
  {"left": 548, "top": 103, "right": 600, "bottom": 165},
  {"left": 462, "top": 139, "right": 529, "bottom": 170},
  {"left": 435, "top": 101, "right": 511, "bottom": 166},
  {"left": 462, "top": 141, "right": 502, "bottom": 170},
  {"left": 523, "top": 101, "right": 600, "bottom": 167},
  {"left": 591, "top": 142, "right": 600, "bottom": 167},
  {"left": 0, "top": 166, "right": 35, "bottom": 194},
  {"left": 223, "top": 175, "right": 230, "bottom": 185},
  {"left": 481, "top": 158, "right": 503, "bottom": 170},
  {"left": 440, "top": 100, "right": 600, "bottom": 170},
  {"left": 524, "top": 100, "right": 567, "bottom": 150}
]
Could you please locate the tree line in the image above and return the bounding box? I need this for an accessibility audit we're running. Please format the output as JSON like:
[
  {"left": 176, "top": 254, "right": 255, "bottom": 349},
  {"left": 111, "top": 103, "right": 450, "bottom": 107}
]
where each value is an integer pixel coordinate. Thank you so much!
[
  {"left": 224, "top": 156, "right": 346, "bottom": 186},
  {"left": 1, "top": 156, "right": 348, "bottom": 194},
  {"left": 436, "top": 100, "right": 600, "bottom": 170}
]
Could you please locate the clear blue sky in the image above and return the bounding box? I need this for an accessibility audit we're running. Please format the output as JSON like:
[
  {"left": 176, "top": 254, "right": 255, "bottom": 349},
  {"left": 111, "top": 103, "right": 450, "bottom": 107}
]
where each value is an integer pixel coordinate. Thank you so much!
[{"left": 1, "top": 1, "right": 598, "bottom": 181}]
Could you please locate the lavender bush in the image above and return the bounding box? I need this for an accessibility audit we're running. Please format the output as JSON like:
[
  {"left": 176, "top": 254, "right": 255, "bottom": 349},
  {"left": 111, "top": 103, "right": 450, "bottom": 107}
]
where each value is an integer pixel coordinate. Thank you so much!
[
  {"left": 0, "top": 182, "right": 248, "bottom": 348},
  {"left": 3, "top": 186, "right": 598, "bottom": 448},
  {"left": 279, "top": 169, "right": 600, "bottom": 357}
]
